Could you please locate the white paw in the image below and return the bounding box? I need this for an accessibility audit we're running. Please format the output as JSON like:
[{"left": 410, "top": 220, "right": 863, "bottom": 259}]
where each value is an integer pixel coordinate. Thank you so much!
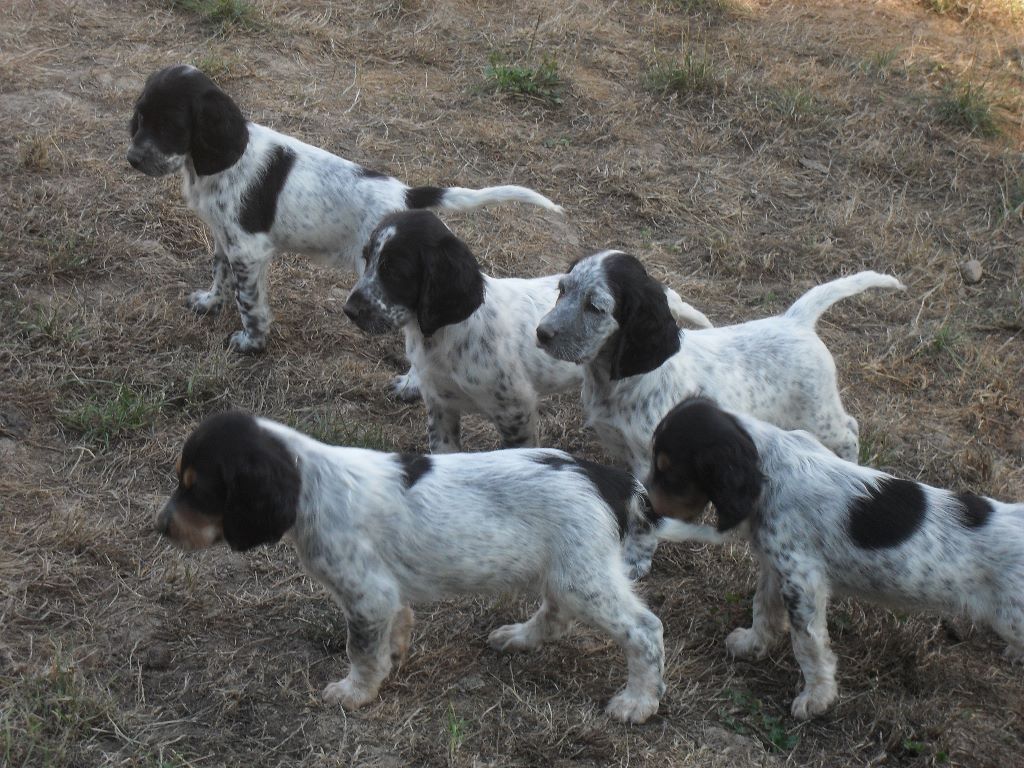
[
  {"left": 790, "top": 684, "right": 836, "bottom": 720},
  {"left": 726, "top": 627, "right": 770, "bottom": 661},
  {"left": 185, "top": 289, "right": 223, "bottom": 316},
  {"left": 1004, "top": 645, "right": 1024, "bottom": 664},
  {"left": 606, "top": 688, "right": 660, "bottom": 724},
  {"left": 390, "top": 373, "right": 422, "bottom": 402},
  {"left": 323, "top": 676, "right": 376, "bottom": 710},
  {"left": 488, "top": 623, "right": 540, "bottom": 652},
  {"left": 225, "top": 329, "right": 266, "bottom": 354}
]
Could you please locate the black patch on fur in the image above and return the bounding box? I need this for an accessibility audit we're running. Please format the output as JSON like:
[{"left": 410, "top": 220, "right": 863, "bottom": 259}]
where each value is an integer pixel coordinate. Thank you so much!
[
  {"left": 531, "top": 453, "right": 575, "bottom": 471},
  {"left": 239, "top": 145, "right": 296, "bottom": 233},
  {"left": 397, "top": 453, "right": 432, "bottom": 488},
  {"left": 955, "top": 491, "right": 993, "bottom": 529},
  {"left": 650, "top": 397, "right": 764, "bottom": 532},
  {"left": 847, "top": 477, "right": 926, "bottom": 549},
  {"left": 532, "top": 452, "right": 640, "bottom": 535},
  {"left": 356, "top": 165, "right": 388, "bottom": 179},
  {"left": 130, "top": 65, "right": 248, "bottom": 176},
  {"left": 405, "top": 185, "right": 445, "bottom": 209},
  {"left": 174, "top": 410, "right": 300, "bottom": 551},
  {"left": 602, "top": 254, "right": 682, "bottom": 380},
  {"left": 371, "top": 210, "right": 484, "bottom": 336}
]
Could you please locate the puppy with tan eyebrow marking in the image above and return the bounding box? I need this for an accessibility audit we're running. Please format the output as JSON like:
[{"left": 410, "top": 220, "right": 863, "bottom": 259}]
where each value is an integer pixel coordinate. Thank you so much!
[
  {"left": 647, "top": 397, "right": 1024, "bottom": 720},
  {"left": 157, "top": 410, "right": 666, "bottom": 723}
]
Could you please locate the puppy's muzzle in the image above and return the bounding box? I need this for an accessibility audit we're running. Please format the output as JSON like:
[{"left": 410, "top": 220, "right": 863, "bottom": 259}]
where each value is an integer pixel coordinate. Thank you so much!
[
  {"left": 536, "top": 322, "right": 557, "bottom": 348},
  {"left": 343, "top": 291, "right": 391, "bottom": 334}
]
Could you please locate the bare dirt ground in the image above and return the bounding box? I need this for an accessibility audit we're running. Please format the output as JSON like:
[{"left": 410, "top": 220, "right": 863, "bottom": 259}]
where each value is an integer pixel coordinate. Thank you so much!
[{"left": 2, "top": 0, "right": 1023, "bottom": 765}]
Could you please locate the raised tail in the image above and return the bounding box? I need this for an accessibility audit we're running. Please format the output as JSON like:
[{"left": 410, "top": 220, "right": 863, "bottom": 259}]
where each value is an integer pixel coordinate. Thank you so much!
[
  {"left": 663, "top": 286, "right": 713, "bottom": 329},
  {"left": 406, "top": 184, "right": 564, "bottom": 214},
  {"left": 783, "top": 270, "right": 905, "bottom": 328},
  {"left": 655, "top": 518, "right": 729, "bottom": 545}
]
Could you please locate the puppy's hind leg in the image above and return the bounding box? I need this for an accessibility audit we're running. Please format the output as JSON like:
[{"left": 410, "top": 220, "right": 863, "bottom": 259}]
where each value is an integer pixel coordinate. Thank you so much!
[
  {"left": 488, "top": 596, "right": 571, "bottom": 652},
  {"left": 622, "top": 528, "right": 659, "bottom": 581},
  {"left": 558, "top": 570, "right": 664, "bottom": 723},
  {"left": 782, "top": 574, "right": 838, "bottom": 720}
]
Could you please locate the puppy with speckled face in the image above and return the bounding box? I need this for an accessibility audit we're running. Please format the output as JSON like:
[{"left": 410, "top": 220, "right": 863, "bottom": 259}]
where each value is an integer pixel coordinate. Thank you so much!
[
  {"left": 128, "top": 64, "right": 563, "bottom": 361},
  {"left": 158, "top": 410, "right": 666, "bottom": 723},
  {"left": 647, "top": 397, "right": 1024, "bottom": 720}
]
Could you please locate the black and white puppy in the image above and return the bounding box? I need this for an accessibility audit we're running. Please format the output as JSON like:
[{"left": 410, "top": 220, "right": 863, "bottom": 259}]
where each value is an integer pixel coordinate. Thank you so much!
[
  {"left": 344, "top": 211, "right": 713, "bottom": 451},
  {"left": 157, "top": 410, "right": 666, "bottom": 723},
  {"left": 647, "top": 397, "right": 1024, "bottom": 720},
  {"left": 536, "top": 251, "right": 903, "bottom": 577},
  {"left": 127, "top": 65, "right": 563, "bottom": 356}
]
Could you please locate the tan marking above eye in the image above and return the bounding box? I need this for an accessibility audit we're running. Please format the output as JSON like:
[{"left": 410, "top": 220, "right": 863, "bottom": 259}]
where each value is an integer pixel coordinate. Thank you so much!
[
  {"left": 175, "top": 455, "right": 182, "bottom": 476},
  {"left": 656, "top": 452, "right": 672, "bottom": 473},
  {"left": 182, "top": 466, "right": 196, "bottom": 490}
]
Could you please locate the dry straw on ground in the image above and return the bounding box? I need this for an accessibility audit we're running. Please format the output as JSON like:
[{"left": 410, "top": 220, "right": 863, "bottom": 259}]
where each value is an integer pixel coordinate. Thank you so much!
[{"left": 1, "top": 0, "right": 1022, "bottom": 765}]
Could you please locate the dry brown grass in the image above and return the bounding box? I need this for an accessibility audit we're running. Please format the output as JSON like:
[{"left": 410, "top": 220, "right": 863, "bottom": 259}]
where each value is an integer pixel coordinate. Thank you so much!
[{"left": 2, "top": 0, "right": 1022, "bottom": 765}]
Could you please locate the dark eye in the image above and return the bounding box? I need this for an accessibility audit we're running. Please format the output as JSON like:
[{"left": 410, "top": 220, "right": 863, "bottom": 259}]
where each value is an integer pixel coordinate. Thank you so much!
[{"left": 585, "top": 300, "right": 603, "bottom": 314}]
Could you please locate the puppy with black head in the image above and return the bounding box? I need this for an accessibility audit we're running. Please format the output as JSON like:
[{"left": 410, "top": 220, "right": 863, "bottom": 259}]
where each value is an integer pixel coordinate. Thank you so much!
[
  {"left": 647, "top": 397, "right": 1024, "bottom": 720},
  {"left": 128, "top": 65, "right": 563, "bottom": 360},
  {"left": 535, "top": 251, "right": 904, "bottom": 577},
  {"left": 157, "top": 410, "right": 667, "bottom": 722}
]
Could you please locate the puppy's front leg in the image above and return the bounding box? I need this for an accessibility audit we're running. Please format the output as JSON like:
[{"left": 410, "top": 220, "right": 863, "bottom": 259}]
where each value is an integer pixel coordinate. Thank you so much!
[
  {"left": 493, "top": 403, "right": 539, "bottom": 449},
  {"left": 225, "top": 253, "right": 272, "bottom": 354},
  {"left": 186, "top": 245, "right": 234, "bottom": 316},
  {"left": 726, "top": 561, "right": 789, "bottom": 661},
  {"left": 783, "top": 576, "right": 838, "bottom": 720},
  {"left": 323, "top": 605, "right": 403, "bottom": 710},
  {"left": 425, "top": 400, "right": 461, "bottom": 453}
]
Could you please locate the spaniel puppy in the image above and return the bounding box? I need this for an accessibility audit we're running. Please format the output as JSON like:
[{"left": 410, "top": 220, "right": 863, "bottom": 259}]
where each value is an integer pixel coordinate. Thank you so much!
[
  {"left": 647, "top": 397, "right": 1024, "bottom": 719},
  {"left": 127, "top": 65, "right": 563, "bottom": 355},
  {"left": 536, "top": 251, "right": 903, "bottom": 576},
  {"left": 156, "top": 410, "right": 666, "bottom": 723},
  {"left": 344, "top": 211, "right": 713, "bottom": 452}
]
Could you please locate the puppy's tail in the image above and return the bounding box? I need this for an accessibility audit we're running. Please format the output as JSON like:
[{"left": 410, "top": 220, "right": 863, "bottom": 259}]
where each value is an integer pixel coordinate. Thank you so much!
[
  {"left": 664, "top": 286, "right": 713, "bottom": 329},
  {"left": 784, "top": 271, "right": 905, "bottom": 328},
  {"left": 655, "top": 517, "right": 729, "bottom": 545},
  {"left": 406, "top": 185, "right": 564, "bottom": 215}
]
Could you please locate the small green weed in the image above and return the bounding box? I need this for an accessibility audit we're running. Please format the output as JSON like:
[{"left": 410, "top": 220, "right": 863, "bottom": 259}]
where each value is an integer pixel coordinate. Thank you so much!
[
  {"left": 169, "top": 0, "right": 262, "bottom": 30},
  {"left": 769, "top": 86, "right": 817, "bottom": 122},
  {"left": 721, "top": 689, "right": 799, "bottom": 752},
  {"left": 644, "top": 52, "right": 722, "bottom": 100},
  {"left": 17, "top": 302, "right": 82, "bottom": 345},
  {"left": 59, "top": 383, "right": 166, "bottom": 448},
  {"left": 44, "top": 232, "right": 94, "bottom": 275},
  {"left": 193, "top": 52, "right": 237, "bottom": 80},
  {"left": 484, "top": 53, "right": 564, "bottom": 104},
  {"left": 445, "top": 701, "right": 466, "bottom": 759},
  {"left": 934, "top": 81, "right": 999, "bottom": 137},
  {"left": 859, "top": 49, "right": 898, "bottom": 81}
]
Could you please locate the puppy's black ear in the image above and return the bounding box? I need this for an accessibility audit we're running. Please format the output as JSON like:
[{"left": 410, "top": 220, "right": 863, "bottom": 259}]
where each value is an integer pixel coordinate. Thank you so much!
[
  {"left": 190, "top": 85, "right": 248, "bottom": 175},
  {"left": 417, "top": 232, "right": 485, "bottom": 336},
  {"left": 221, "top": 429, "right": 300, "bottom": 551},
  {"left": 604, "top": 255, "right": 681, "bottom": 380},
  {"left": 695, "top": 418, "right": 764, "bottom": 532}
]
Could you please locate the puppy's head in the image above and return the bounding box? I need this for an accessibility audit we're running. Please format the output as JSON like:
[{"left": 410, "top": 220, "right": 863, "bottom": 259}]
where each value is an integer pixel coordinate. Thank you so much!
[
  {"left": 536, "top": 252, "right": 680, "bottom": 379},
  {"left": 127, "top": 65, "right": 248, "bottom": 178},
  {"left": 156, "top": 411, "right": 300, "bottom": 552},
  {"left": 646, "top": 397, "right": 763, "bottom": 532},
  {"left": 344, "top": 210, "right": 484, "bottom": 337}
]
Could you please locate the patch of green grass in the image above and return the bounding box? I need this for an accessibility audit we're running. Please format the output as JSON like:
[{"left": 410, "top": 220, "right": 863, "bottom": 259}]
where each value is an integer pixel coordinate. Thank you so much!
[
  {"left": 300, "top": 414, "right": 395, "bottom": 451},
  {"left": 193, "top": 52, "right": 238, "bottom": 80},
  {"left": 644, "top": 52, "right": 722, "bottom": 100},
  {"left": 17, "top": 302, "right": 83, "bottom": 345},
  {"left": 0, "top": 651, "right": 115, "bottom": 767},
  {"left": 769, "top": 86, "right": 817, "bottom": 122},
  {"left": 169, "top": 0, "right": 262, "bottom": 30},
  {"left": 58, "top": 383, "right": 166, "bottom": 448},
  {"left": 859, "top": 49, "right": 898, "bottom": 81},
  {"left": 858, "top": 427, "right": 898, "bottom": 468},
  {"left": 484, "top": 53, "right": 564, "bottom": 104},
  {"left": 43, "top": 232, "right": 94, "bottom": 275},
  {"left": 721, "top": 689, "right": 799, "bottom": 752},
  {"left": 445, "top": 701, "right": 466, "bottom": 759},
  {"left": 934, "top": 81, "right": 999, "bottom": 137}
]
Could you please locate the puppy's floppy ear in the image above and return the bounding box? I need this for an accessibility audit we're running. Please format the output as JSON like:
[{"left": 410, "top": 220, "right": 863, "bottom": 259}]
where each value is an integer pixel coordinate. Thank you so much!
[
  {"left": 694, "top": 418, "right": 764, "bottom": 532},
  {"left": 220, "top": 428, "right": 300, "bottom": 551},
  {"left": 190, "top": 84, "right": 248, "bottom": 175},
  {"left": 417, "top": 232, "right": 485, "bottom": 336},
  {"left": 604, "top": 255, "right": 681, "bottom": 380}
]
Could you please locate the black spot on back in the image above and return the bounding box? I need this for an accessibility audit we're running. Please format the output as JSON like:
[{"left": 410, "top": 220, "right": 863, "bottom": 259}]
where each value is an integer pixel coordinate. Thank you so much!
[
  {"left": 397, "top": 453, "right": 432, "bottom": 488},
  {"left": 530, "top": 453, "right": 575, "bottom": 471},
  {"left": 531, "top": 452, "right": 640, "bottom": 534},
  {"left": 239, "top": 145, "right": 296, "bottom": 233},
  {"left": 356, "top": 165, "right": 389, "bottom": 179},
  {"left": 955, "top": 491, "right": 993, "bottom": 529},
  {"left": 847, "top": 477, "right": 926, "bottom": 549},
  {"left": 405, "top": 185, "right": 445, "bottom": 209}
]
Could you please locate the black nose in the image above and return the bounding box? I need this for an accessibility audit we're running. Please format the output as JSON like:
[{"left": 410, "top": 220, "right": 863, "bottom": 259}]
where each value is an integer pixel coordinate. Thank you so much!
[
  {"left": 536, "top": 324, "right": 555, "bottom": 345},
  {"left": 344, "top": 291, "right": 369, "bottom": 323},
  {"left": 343, "top": 302, "right": 361, "bottom": 322}
]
